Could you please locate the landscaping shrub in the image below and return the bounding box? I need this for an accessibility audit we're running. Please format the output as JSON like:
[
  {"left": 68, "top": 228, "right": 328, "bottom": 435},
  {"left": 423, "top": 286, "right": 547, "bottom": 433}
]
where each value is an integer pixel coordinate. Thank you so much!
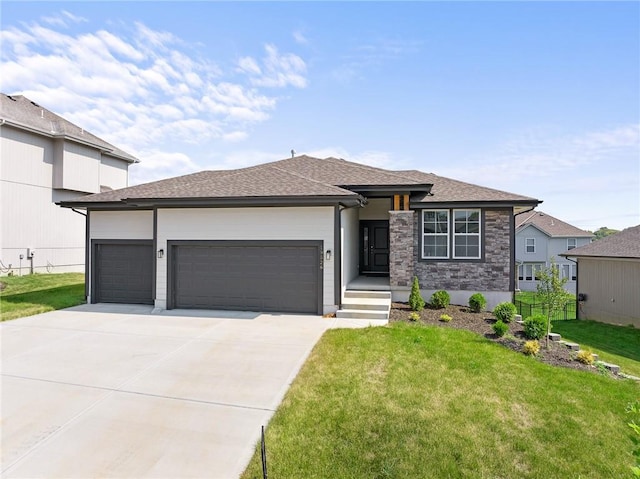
[
  {"left": 468, "top": 293, "right": 487, "bottom": 313},
  {"left": 575, "top": 350, "right": 595, "bottom": 365},
  {"left": 408, "top": 277, "right": 425, "bottom": 312},
  {"left": 440, "top": 314, "right": 452, "bottom": 322},
  {"left": 493, "top": 302, "right": 517, "bottom": 323},
  {"left": 524, "top": 314, "right": 548, "bottom": 340},
  {"left": 523, "top": 340, "right": 540, "bottom": 356},
  {"left": 430, "top": 290, "right": 450, "bottom": 309},
  {"left": 408, "top": 312, "right": 420, "bottom": 322},
  {"left": 492, "top": 320, "right": 509, "bottom": 337}
]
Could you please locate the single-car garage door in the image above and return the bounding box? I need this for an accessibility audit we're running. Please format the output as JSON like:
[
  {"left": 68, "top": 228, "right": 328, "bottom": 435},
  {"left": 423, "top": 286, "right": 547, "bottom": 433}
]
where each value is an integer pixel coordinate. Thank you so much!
[
  {"left": 169, "top": 241, "right": 322, "bottom": 314},
  {"left": 92, "top": 241, "right": 154, "bottom": 304}
]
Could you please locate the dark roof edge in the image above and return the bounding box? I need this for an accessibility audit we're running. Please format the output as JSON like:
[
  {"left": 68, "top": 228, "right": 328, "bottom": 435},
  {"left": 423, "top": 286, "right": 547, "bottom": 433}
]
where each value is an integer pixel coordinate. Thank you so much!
[
  {"left": 409, "top": 200, "right": 541, "bottom": 209},
  {"left": 58, "top": 194, "right": 365, "bottom": 209},
  {"left": 560, "top": 252, "right": 640, "bottom": 260},
  {"left": 0, "top": 118, "right": 139, "bottom": 164},
  {"left": 346, "top": 184, "right": 433, "bottom": 193}
]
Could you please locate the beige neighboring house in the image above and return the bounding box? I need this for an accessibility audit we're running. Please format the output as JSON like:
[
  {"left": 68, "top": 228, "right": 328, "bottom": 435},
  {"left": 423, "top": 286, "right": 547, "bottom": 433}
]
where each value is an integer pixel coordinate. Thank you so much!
[
  {"left": 0, "top": 94, "right": 138, "bottom": 275},
  {"left": 561, "top": 225, "right": 640, "bottom": 327},
  {"left": 515, "top": 210, "right": 593, "bottom": 294}
]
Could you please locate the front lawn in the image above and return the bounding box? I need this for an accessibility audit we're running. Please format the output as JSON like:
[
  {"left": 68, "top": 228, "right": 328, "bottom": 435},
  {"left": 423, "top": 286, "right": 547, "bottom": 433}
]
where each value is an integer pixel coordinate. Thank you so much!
[
  {"left": 552, "top": 319, "right": 640, "bottom": 378},
  {"left": 0, "top": 273, "right": 85, "bottom": 321},
  {"left": 242, "top": 323, "right": 639, "bottom": 479}
]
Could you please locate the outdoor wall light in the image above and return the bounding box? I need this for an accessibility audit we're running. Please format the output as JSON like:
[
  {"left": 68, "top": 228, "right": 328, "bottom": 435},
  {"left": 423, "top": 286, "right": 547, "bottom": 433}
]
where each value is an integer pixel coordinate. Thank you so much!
[
  {"left": 326, "top": 249, "right": 332, "bottom": 261},
  {"left": 157, "top": 249, "right": 164, "bottom": 259}
]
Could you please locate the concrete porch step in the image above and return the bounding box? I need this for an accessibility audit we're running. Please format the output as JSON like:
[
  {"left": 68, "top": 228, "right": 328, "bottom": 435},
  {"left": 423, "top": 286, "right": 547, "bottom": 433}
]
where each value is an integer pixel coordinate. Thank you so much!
[
  {"left": 336, "top": 309, "right": 390, "bottom": 320},
  {"left": 341, "top": 297, "right": 390, "bottom": 311},
  {"left": 344, "top": 290, "right": 391, "bottom": 300}
]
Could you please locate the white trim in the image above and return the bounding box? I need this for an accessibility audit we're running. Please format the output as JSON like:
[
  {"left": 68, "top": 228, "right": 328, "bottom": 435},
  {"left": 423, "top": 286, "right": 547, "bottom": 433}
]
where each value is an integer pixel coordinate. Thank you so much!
[
  {"left": 421, "top": 209, "right": 449, "bottom": 259},
  {"left": 452, "top": 209, "right": 481, "bottom": 259},
  {"left": 525, "top": 237, "right": 535, "bottom": 253},
  {"left": 567, "top": 238, "right": 577, "bottom": 250}
]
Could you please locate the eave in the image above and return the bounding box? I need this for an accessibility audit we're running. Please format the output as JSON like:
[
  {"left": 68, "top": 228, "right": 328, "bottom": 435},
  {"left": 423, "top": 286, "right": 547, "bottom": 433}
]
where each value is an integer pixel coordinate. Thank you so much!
[{"left": 58, "top": 194, "right": 366, "bottom": 210}]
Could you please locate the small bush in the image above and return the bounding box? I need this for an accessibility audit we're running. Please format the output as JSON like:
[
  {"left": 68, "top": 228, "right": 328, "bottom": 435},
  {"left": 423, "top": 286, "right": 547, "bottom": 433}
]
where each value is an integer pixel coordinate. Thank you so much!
[
  {"left": 575, "top": 350, "right": 595, "bottom": 365},
  {"left": 492, "top": 320, "right": 509, "bottom": 337},
  {"left": 408, "top": 277, "right": 425, "bottom": 312},
  {"left": 440, "top": 314, "right": 452, "bottom": 322},
  {"left": 430, "top": 290, "right": 450, "bottom": 309},
  {"left": 493, "top": 302, "right": 517, "bottom": 322},
  {"left": 468, "top": 293, "right": 487, "bottom": 313},
  {"left": 523, "top": 314, "right": 547, "bottom": 340},
  {"left": 408, "top": 312, "right": 420, "bottom": 322},
  {"left": 523, "top": 340, "right": 540, "bottom": 356}
]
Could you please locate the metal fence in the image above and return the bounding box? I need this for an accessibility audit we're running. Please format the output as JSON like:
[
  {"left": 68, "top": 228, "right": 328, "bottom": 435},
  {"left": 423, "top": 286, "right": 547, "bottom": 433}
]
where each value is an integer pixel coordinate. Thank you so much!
[{"left": 515, "top": 300, "right": 577, "bottom": 321}]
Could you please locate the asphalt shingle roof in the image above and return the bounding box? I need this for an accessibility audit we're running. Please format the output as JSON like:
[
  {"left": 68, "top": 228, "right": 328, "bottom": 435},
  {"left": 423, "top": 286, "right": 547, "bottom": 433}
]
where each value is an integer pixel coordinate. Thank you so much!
[
  {"left": 0, "top": 93, "right": 138, "bottom": 163},
  {"left": 516, "top": 210, "right": 593, "bottom": 238},
  {"left": 562, "top": 225, "right": 640, "bottom": 259},
  {"left": 59, "top": 154, "right": 541, "bottom": 207}
]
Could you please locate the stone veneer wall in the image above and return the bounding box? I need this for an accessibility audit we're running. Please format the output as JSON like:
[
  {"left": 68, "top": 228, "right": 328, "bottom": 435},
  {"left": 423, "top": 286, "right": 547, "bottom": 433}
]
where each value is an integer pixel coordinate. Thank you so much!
[
  {"left": 413, "top": 209, "right": 512, "bottom": 292},
  {"left": 389, "top": 210, "right": 415, "bottom": 288}
]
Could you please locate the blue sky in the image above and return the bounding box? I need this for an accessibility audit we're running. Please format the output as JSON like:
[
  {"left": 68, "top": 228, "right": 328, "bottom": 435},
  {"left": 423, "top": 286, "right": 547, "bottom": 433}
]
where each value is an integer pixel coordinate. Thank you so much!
[{"left": 2, "top": 1, "right": 638, "bottom": 230}]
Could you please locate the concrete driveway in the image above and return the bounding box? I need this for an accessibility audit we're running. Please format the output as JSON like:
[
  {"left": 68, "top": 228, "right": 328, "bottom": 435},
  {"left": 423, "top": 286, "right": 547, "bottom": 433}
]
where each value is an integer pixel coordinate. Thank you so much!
[{"left": 0, "top": 304, "right": 333, "bottom": 478}]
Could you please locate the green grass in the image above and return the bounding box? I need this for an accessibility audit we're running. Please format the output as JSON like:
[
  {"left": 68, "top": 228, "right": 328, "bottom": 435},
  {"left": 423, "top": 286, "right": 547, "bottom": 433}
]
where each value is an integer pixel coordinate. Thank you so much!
[
  {"left": 242, "top": 323, "right": 639, "bottom": 479},
  {"left": 0, "top": 273, "right": 85, "bottom": 321},
  {"left": 515, "top": 291, "right": 577, "bottom": 320},
  {"left": 552, "top": 319, "right": 640, "bottom": 378}
]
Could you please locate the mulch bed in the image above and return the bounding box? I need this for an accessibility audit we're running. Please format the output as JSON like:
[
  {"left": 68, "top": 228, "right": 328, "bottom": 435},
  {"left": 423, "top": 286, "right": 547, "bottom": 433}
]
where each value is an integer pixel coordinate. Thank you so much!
[{"left": 390, "top": 302, "right": 606, "bottom": 376}]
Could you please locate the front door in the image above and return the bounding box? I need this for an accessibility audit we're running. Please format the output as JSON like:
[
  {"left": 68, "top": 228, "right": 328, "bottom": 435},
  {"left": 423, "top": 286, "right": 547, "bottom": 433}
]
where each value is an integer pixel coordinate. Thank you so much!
[{"left": 360, "top": 220, "right": 390, "bottom": 275}]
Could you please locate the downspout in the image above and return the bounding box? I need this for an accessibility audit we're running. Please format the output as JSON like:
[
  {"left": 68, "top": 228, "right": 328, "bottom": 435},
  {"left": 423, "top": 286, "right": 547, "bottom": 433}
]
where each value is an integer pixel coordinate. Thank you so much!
[{"left": 512, "top": 206, "right": 537, "bottom": 301}]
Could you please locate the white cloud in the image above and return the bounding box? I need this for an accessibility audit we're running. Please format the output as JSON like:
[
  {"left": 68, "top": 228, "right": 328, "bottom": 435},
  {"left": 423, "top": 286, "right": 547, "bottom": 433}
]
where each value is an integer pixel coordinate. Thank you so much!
[
  {"left": 293, "top": 30, "right": 308, "bottom": 45},
  {"left": 239, "top": 44, "right": 307, "bottom": 89},
  {"left": 1, "top": 14, "right": 309, "bottom": 182}
]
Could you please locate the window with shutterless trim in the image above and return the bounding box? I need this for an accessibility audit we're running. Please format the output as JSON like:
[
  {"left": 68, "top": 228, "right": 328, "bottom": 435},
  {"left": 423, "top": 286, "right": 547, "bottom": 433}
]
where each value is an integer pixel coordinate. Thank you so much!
[
  {"left": 453, "top": 209, "right": 481, "bottom": 259},
  {"left": 422, "top": 210, "right": 449, "bottom": 259},
  {"left": 525, "top": 238, "right": 535, "bottom": 253}
]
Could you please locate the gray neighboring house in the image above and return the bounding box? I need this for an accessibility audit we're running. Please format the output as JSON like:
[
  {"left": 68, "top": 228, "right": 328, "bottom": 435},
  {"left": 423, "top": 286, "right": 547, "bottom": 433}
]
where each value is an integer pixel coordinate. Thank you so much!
[
  {"left": 59, "top": 155, "right": 540, "bottom": 315},
  {"left": 515, "top": 210, "right": 593, "bottom": 294},
  {"left": 0, "top": 93, "right": 138, "bottom": 275},
  {"left": 561, "top": 225, "right": 640, "bottom": 327}
]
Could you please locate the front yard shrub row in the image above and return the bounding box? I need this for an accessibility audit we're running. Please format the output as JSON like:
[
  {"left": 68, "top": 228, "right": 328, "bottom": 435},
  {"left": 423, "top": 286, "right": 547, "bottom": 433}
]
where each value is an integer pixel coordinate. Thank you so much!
[
  {"left": 493, "top": 302, "right": 517, "bottom": 322},
  {"left": 468, "top": 293, "right": 487, "bottom": 312},
  {"left": 408, "top": 277, "right": 425, "bottom": 312},
  {"left": 524, "top": 314, "right": 547, "bottom": 340},
  {"left": 430, "top": 290, "right": 450, "bottom": 309},
  {"left": 492, "top": 320, "right": 509, "bottom": 337}
]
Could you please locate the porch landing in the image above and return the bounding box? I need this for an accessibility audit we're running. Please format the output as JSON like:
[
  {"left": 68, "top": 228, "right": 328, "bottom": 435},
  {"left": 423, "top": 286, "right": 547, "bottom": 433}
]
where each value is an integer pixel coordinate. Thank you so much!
[{"left": 346, "top": 275, "right": 390, "bottom": 291}]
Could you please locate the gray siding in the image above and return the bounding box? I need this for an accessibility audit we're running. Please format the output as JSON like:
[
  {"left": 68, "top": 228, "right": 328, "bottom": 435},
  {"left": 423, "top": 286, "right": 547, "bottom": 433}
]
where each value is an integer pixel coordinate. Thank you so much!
[{"left": 578, "top": 257, "right": 640, "bottom": 327}]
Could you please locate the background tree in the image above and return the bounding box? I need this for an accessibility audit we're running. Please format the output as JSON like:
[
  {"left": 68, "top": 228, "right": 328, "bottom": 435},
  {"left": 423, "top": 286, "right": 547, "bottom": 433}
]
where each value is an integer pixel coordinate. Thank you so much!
[
  {"left": 592, "top": 226, "right": 619, "bottom": 241},
  {"left": 536, "top": 258, "right": 572, "bottom": 348}
]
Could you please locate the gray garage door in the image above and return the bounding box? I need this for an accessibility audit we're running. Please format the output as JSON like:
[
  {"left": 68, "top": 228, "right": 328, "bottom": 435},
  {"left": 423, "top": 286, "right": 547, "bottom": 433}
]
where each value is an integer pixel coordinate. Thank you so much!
[
  {"left": 170, "top": 241, "right": 321, "bottom": 314},
  {"left": 93, "top": 242, "right": 154, "bottom": 304}
]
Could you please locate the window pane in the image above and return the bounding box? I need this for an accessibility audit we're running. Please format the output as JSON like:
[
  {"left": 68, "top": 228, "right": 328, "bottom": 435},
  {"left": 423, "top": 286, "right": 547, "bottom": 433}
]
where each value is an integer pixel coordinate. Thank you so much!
[{"left": 453, "top": 234, "right": 480, "bottom": 258}]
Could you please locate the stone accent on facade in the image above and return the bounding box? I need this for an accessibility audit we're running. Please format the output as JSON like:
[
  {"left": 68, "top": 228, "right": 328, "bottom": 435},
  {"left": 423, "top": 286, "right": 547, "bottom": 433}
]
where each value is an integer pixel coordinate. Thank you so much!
[
  {"left": 413, "top": 209, "right": 512, "bottom": 291},
  {"left": 389, "top": 210, "right": 415, "bottom": 288}
]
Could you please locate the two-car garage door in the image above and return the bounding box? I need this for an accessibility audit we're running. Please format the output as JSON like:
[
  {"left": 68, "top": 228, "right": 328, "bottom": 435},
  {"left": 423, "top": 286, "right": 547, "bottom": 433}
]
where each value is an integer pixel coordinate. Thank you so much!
[{"left": 169, "top": 241, "right": 322, "bottom": 314}]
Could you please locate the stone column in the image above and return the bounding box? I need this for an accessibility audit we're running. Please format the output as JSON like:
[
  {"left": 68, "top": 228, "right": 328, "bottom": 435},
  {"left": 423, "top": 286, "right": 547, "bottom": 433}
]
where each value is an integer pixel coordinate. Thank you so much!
[{"left": 389, "top": 210, "right": 415, "bottom": 288}]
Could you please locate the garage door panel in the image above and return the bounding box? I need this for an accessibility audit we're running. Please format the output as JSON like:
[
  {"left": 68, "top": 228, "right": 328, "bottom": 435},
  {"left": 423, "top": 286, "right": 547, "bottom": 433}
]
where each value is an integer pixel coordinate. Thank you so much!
[
  {"left": 172, "top": 242, "right": 320, "bottom": 314},
  {"left": 94, "top": 243, "right": 153, "bottom": 304}
]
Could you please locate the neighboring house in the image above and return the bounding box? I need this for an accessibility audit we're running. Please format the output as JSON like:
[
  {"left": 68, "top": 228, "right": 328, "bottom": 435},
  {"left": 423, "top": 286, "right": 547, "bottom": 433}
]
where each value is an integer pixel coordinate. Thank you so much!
[
  {"left": 59, "top": 155, "right": 540, "bottom": 314},
  {"left": 515, "top": 210, "right": 593, "bottom": 294},
  {"left": 0, "top": 94, "right": 138, "bottom": 275},
  {"left": 561, "top": 225, "right": 640, "bottom": 327}
]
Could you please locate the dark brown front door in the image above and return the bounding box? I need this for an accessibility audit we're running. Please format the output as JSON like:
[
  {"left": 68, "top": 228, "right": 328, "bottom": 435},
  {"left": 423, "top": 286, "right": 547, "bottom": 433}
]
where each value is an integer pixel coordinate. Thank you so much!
[{"left": 360, "top": 220, "right": 389, "bottom": 275}]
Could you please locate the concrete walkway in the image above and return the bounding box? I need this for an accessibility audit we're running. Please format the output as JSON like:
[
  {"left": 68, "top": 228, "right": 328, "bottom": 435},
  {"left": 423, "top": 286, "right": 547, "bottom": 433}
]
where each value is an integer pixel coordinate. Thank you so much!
[{"left": 0, "top": 304, "right": 336, "bottom": 478}]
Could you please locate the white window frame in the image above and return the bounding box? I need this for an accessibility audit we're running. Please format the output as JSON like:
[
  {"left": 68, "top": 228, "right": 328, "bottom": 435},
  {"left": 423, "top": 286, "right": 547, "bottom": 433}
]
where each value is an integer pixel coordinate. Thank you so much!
[
  {"left": 452, "top": 209, "right": 481, "bottom": 259},
  {"left": 422, "top": 210, "right": 450, "bottom": 259},
  {"left": 567, "top": 238, "right": 577, "bottom": 250},
  {"left": 525, "top": 238, "right": 535, "bottom": 253}
]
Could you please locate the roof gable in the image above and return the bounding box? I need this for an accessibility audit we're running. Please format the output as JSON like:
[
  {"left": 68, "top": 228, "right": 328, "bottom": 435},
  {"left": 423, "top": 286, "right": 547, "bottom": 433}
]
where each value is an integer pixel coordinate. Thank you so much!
[
  {"left": 516, "top": 210, "right": 592, "bottom": 237},
  {"left": 0, "top": 93, "right": 138, "bottom": 163}
]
